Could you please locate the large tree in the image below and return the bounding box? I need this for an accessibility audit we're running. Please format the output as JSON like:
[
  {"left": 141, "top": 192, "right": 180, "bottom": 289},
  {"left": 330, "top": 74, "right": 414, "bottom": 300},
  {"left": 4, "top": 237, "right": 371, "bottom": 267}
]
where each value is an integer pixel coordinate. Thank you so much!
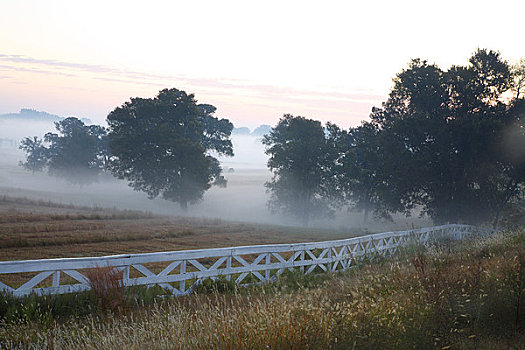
[
  {"left": 107, "top": 88, "right": 233, "bottom": 210},
  {"left": 263, "top": 114, "right": 335, "bottom": 225},
  {"left": 369, "top": 49, "right": 525, "bottom": 225}
]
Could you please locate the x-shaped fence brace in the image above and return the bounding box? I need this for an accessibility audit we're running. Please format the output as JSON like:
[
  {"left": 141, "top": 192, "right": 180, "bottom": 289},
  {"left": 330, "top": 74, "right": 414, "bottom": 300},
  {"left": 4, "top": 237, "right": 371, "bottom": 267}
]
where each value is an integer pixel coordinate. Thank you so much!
[{"left": 0, "top": 224, "right": 493, "bottom": 297}]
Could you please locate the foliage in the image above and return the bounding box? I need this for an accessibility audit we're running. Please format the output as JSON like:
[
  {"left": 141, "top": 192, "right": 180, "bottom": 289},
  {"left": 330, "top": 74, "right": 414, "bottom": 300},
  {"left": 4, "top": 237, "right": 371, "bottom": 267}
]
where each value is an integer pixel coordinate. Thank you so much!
[
  {"left": 511, "top": 58, "right": 525, "bottom": 99},
  {"left": 263, "top": 114, "right": 336, "bottom": 225},
  {"left": 107, "top": 88, "right": 233, "bottom": 210},
  {"left": 328, "top": 122, "right": 409, "bottom": 222},
  {"left": 193, "top": 276, "right": 239, "bottom": 294},
  {"left": 18, "top": 136, "right": 48, "bottom": 174},
  {"left": 45, "top": 117, "right": 97, "bottom": 181},
  {"left": 18, "top": 118, "right": 109, "bottom": 184},
  {"left": 0, "top": 290, "right": 96, "bottom": 325},
  {"left": 366, "top": 49, "right": 525, "bottom": 225}
]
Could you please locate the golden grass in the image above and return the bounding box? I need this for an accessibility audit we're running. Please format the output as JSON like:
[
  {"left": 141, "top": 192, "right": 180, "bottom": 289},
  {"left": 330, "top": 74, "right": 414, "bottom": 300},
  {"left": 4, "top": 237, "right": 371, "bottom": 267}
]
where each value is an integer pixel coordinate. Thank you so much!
[
  {"left": 2, "top": 228, "right": 524, "bottom": 349},
  {"left": 0, "top": 196, "right": 358, "bottom": 262}
]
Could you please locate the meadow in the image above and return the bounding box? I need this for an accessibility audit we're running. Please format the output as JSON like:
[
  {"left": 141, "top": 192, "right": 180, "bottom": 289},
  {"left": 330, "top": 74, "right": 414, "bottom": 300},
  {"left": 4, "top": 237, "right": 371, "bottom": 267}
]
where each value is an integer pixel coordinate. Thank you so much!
[
  {"left": 1, "top": 223, "right": 524, "bottom": 349},
  {"left": 1, "top": 145, "right": 522, "bottom": 349},
  {"left": 0, "top": 195, "right": 363, "bottom": 262}
]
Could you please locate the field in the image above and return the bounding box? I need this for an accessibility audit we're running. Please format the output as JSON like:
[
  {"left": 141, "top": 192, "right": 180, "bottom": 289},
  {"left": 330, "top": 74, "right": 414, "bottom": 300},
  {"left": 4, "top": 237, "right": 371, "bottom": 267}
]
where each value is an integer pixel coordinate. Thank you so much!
[
  {"left": 4, "top": 145, "right": 522, "bottom": 349},
  {"left": 0, "top": 195, "right": 364, "bottom": 262},
  {"left": 0, "top": 190, "right": 523, "bottom": 349},
  {"left": 1, "top": 223, "right": 524, "bottom": 349}
]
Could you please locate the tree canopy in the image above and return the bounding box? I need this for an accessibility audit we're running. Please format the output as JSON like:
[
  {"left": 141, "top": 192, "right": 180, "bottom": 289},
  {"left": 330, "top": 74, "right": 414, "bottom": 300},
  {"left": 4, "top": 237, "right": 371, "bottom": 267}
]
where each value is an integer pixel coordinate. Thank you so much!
[
  {"left": 19, "top": 117, "right": 108, "bottom": 184},
  {"left": 44, "top": 117, "right": 106, "bottom": 184},
  {"left": 365, "top": 49, "right": 525, "bottom": 225},
  {"left": 263, "top": 50, "right": 524, "bottom": 227},
  {"left": 107, "top": 88, "right": 233, "bottom": 210},
  {"left": 263, "top": 114, "right": 335, "bottom": 225},
  {"left": 18, "top": 136, "right": 48, "bottom": 174}
]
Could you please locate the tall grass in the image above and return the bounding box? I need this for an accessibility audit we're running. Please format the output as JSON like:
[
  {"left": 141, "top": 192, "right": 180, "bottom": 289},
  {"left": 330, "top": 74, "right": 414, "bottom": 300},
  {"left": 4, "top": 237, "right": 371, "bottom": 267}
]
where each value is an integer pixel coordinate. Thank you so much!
[
  {"left": 1, "top": 228, "right": 524, "bottom": 349},
  {"left": 84, "top": 266, "right": 126, "bottom": 314}
]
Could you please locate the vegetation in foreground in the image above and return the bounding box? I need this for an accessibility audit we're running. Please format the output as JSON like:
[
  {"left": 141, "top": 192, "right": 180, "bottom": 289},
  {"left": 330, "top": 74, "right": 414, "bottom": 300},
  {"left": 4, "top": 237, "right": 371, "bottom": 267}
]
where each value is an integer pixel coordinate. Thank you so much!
[{"left": 1, "top": 227, "right": 524, "bottom": 349}]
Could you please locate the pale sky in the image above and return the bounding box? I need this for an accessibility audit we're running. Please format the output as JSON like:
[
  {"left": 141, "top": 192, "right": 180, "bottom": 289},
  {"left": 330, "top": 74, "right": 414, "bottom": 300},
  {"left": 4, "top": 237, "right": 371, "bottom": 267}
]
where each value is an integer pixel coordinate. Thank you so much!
[{"left": 0, "top": 0, "right": 523, "bottom": 129}]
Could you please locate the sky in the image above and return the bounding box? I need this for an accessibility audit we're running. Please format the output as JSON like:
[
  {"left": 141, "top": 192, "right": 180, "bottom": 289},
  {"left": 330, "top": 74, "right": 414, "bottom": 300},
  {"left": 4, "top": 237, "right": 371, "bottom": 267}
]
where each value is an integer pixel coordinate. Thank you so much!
[{"left": 0, "top": 0, "right": 523, "bottom": 130}]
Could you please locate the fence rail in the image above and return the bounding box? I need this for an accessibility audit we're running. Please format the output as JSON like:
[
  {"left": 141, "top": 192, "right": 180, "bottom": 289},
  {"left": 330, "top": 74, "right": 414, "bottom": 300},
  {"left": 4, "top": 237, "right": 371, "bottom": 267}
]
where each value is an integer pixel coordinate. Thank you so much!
[{"left": 0, "top": 224, "right": 492, "bottom": 297}]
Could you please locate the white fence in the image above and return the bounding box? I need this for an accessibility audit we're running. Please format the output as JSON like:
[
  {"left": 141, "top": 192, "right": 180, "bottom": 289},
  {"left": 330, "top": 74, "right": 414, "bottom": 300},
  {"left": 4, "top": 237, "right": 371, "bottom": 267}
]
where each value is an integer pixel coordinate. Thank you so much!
[{"left": 0, "top": 224, "right": 492, "bottom": 297}]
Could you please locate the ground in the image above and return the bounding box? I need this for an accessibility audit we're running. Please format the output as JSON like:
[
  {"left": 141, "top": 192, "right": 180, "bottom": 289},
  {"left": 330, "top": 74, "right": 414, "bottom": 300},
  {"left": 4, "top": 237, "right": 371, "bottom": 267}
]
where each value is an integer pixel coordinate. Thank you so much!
[{"left": 0, "top": 195, "right": 362, "bottom": 262}]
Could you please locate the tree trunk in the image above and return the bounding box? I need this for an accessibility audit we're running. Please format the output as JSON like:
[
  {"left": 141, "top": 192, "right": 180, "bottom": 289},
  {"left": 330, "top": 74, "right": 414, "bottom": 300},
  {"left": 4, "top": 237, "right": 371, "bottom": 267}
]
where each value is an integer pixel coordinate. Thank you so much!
[
  {"left": 492, "top": 181, "right": 519, "bottom": 229},
  {"left": 180, "top": 200, "right": 188, "bottom": 212},
  {"left": 363, "top": 207, "right": 370, "bottom": 224}
]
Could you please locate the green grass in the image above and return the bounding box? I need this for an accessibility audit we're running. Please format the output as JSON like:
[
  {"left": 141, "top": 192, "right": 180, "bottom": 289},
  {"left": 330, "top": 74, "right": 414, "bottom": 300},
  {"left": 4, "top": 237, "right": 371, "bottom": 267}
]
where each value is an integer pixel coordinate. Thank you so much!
[{"left": 1, "top": 227, "right": 524, "bottom": 349}]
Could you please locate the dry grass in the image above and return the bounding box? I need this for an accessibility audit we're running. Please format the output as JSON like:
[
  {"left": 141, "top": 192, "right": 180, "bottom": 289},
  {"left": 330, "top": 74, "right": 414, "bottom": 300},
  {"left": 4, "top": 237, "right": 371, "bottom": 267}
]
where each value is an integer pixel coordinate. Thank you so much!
[
  {"left": 84, "top": 266, "right": 126, "bottom": 314},
  {"left": 0, "top": 195, "right": 359, "bottom": 262},
  {"left": 0, "top": 195, "right": 362, "bottom": 289},
  {"left": 1, "top": 227, "right": 524, "bottom": 349}
]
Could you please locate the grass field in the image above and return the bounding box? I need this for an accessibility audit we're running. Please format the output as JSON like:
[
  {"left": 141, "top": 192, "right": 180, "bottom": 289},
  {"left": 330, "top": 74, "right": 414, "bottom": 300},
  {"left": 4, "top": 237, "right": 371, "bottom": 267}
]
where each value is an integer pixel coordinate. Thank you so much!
[
  {"left": 4, "top": 193, "right": 522, "bottom": 349},
  {"left": 0, "top": 195, "right": 365, "bottom": 262},
  {"left": 1, "top": 224, "right": 524, "bottom": 349}
]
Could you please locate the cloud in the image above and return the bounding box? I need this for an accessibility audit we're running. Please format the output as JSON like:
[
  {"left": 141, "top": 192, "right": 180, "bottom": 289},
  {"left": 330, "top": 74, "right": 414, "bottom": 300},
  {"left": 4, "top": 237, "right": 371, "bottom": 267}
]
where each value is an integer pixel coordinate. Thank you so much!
[{"left": 0, "top": 53, "right": 386, "bottom": 127}]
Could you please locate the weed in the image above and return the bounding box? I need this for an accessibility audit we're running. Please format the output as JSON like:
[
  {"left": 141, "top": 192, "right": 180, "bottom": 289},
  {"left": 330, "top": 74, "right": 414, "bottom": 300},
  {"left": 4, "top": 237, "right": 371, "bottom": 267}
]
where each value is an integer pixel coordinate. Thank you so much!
[
  {"left": 84, "top": 266, "right": 126, "bottom": 314},
  {"left": 194, "top": 276, "right": 239, "bottom": 294}
]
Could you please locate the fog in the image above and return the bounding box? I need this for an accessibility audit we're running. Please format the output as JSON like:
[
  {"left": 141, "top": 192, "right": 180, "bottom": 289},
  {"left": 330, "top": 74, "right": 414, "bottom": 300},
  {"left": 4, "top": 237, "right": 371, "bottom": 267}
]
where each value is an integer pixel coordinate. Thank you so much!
[{"left": 0, "top": 119, "right": 432, "bottom": 231}]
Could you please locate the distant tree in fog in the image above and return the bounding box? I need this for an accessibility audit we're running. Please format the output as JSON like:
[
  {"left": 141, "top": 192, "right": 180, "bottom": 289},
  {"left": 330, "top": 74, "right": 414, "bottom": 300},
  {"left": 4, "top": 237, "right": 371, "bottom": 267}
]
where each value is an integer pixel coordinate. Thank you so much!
[
  {"left": 44, "top": 117, "right": 107, "bottom": 184},
  {"left": 107, "top": 88, "right": 233, "bottom": 211},
  {"left": 88, "top": 124, "right": 111, "bottom": 171},
  {"left": 18, "top": 136, "right": 48, "bottom": 174},
  {"left": 263, "top": 115, "right": 336, "bottom": 225},
  {"left": 252, "top": 124, "right": 272, "bottom": 136},
  {"left": 232, "top": 127, "right": 251, "bottom": 135}
]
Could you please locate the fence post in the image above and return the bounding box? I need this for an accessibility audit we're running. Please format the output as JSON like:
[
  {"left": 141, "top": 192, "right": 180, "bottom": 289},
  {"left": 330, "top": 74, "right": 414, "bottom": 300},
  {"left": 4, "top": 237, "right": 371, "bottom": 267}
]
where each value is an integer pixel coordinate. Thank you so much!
[
  {"left": 328, "top": 248, "right": 332, "bottom": 272},
  {"left": 180, "top": 260, "right": 186, "bottom": 294},
  {"left": 300, "top": 250, "right": 305, "bottom": 273},
  {"left": 265, "top": 253, "right": 271, "bottom": 281},
  {"left": 226, "top": 256, "right": 232, "bottom": 281},
  {"left": 122, "top": 265, "right": 130, "bottom": 286},
  {"left": 52, "top": 271, "right": 60, "bottom": 288}
]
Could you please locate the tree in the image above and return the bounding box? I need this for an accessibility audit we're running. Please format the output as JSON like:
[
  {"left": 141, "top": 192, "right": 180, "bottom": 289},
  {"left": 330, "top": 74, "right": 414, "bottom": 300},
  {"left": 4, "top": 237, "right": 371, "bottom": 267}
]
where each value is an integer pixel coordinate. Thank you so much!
[
  {"left": 88, "top": 124, "right": 111, "bottom": 172},
  {"left": 18, "top": 136, "right": 48, "bottom": 174},
  {"left": 44, "top": 117, "right": 106, "bottom": 184},
  {"left": 368, "top": 49, "right": 525, "bottom": 225},
  {"left": 107, "top": 88, "right": 233, "bottom": 210},
  {"left": 329, "top": 122, "right": 408, "bottom": 223},
  {"left": 263, "top": 114, "right": 335, "bottom": 225},
  {"left": 511, "top": 59, "right": 525, "bottom": 99}
]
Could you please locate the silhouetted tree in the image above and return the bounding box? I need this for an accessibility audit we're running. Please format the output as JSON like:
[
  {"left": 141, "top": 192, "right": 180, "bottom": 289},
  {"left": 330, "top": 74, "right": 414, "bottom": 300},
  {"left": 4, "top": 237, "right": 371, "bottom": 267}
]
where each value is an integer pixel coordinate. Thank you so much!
[
  {"left": 328, "top": 122, "right": 408, "bottom": 223},
  {"left": 18, "top": 136, "right": 48, "bottom": 174},
  {"left": 263, "top": 115, "right": 335, "bottom": 225},
  {"left": 88, "top": 124, "right": 111, "bottom": 172},
  {"left": 107, "top": 88, "right": 233, "bottom": 210},
  {"left": 369, "top": 49, "right": 525, "bottom": 225},
  {"left": 44, "top": 117, "right": 104, "bottom": 184},
  {"left": 511, "top": 59, "right": 525, "bottom": 99}
]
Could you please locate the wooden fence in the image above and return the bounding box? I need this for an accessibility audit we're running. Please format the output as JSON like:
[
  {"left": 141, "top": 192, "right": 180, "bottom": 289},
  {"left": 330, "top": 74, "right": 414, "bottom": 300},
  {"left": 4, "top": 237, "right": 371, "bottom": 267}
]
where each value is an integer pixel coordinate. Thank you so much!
[{"left": 0, "top": 224, "right": 492, "bottom": 297}]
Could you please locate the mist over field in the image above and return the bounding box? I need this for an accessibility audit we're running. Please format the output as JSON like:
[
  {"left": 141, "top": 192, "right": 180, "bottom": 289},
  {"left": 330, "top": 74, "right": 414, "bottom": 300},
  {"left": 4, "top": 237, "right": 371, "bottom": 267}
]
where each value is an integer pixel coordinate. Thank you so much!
[{"left": 0, "top": 118, "right": 430, "bottom": 231}]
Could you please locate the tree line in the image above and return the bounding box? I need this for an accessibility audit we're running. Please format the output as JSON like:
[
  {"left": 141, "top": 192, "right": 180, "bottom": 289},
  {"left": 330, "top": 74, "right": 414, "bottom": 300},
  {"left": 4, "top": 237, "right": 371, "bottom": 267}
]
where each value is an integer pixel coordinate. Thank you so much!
[
  {"left": 20, "top": 50, "right": 525, "bottom": 226},
  {"left": 264, "top": 49, "right": 525, "bottom": 227}
]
